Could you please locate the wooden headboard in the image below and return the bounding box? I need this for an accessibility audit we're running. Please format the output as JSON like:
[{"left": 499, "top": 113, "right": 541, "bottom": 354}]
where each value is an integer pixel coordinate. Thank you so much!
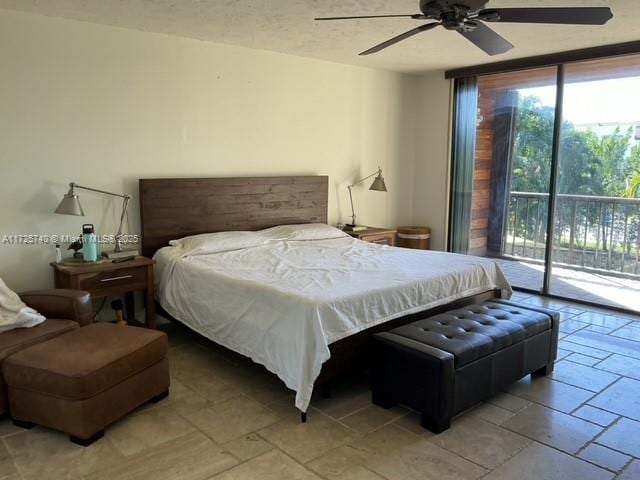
[{"left": 139, "top": 176, "right": 329, "bottom": 257}]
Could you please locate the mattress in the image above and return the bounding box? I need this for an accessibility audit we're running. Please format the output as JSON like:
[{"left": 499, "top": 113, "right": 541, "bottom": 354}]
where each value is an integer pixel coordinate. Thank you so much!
[{"left": 154, "top": 236, "right": 512, "bottom": 411}]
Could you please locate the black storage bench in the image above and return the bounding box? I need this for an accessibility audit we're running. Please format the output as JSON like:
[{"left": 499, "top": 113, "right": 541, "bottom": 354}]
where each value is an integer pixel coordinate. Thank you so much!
[{"left": 371, "top": 299, "right": 559, "bottom": 433}]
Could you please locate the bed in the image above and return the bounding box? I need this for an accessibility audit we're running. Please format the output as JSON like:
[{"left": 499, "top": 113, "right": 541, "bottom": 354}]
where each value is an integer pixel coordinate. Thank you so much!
[{"left": 139, "top": 176, "right": 512, "bottom": 413}]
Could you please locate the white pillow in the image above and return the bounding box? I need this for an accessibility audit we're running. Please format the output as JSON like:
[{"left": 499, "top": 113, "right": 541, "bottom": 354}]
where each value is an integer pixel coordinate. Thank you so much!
[
  {"left": 0, "top": 277, "right": 46, "bottom": 333},
  {"left": 169, "top": 231, "right": 266, "bottom": 256},
  {"left": 259, "top": 223, "right": 348, "bottom": 241}
]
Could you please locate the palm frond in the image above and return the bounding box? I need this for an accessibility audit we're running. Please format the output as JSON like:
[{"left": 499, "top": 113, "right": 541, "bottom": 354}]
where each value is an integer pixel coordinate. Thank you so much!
[{"left": 626, "top": 172, "right": 640, "bottom": 198}]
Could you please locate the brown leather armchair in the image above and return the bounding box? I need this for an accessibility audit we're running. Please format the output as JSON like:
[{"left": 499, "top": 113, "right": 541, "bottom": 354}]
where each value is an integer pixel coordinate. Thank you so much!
[{"left": 0, "top": 289, "right": 92, "bottom": 415}]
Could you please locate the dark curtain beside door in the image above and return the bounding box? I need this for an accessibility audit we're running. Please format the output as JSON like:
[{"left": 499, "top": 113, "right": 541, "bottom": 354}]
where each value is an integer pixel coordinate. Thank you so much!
[{"left": 449, "top": 77, "right": 478, "bottom": 254}]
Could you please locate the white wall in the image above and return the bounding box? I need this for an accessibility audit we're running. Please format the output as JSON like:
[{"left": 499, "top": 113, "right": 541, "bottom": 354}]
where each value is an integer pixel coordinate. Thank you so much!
[
  {"left": 412, "top": 72, "right": 453, "bottom": 251},
  {"left": 0, "top": 9, "right": 420, "bottom": 291}
]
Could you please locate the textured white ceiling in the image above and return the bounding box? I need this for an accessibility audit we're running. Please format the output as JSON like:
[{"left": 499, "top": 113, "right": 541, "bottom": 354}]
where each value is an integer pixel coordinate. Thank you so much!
[{"left": 0, "top": 0, "right": 637, "bottom": 73}]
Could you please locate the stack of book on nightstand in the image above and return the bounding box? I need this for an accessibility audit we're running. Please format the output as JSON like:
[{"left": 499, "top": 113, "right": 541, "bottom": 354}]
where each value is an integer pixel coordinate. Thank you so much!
[{"left": 102, "top": 249, "right": 139, "bottom": 261}]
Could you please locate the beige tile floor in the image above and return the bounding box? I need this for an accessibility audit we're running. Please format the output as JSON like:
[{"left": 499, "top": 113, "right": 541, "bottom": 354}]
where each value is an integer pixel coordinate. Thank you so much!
[{"left": 1, "top": 293, "right": 639, "bottom": 480}]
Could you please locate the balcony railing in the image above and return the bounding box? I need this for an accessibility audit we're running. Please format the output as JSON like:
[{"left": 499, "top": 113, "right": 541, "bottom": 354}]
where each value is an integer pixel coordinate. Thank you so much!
[{"left": 504, "top": 192, "right": 640, "bottom": 276}]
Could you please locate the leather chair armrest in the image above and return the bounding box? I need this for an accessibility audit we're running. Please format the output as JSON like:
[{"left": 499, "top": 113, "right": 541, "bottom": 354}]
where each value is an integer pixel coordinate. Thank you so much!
[{"left": 19, "top": 289, "right": 93, "bottom": 326}]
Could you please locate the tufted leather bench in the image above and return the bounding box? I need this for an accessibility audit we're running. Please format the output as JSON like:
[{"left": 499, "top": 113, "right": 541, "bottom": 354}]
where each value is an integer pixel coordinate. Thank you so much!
[{"left": 371, "top": 300, "right": 559, "bottom": 433}]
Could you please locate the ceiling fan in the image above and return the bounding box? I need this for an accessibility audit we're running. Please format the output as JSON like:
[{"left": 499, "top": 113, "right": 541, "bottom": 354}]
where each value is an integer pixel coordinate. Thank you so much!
[{"left": 315, "top": 1, "right": 613, "bottom": 56}]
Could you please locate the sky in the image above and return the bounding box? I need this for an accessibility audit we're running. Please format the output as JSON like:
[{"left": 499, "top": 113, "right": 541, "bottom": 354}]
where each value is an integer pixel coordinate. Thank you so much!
[{"left": 520, "top": 76, "right": 640, "bottom": 126}]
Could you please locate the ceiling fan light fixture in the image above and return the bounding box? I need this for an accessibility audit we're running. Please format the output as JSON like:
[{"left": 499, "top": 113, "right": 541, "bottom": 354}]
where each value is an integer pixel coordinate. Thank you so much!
[{"left": 461, "top": 20, "right": 479, "bottom": 32}]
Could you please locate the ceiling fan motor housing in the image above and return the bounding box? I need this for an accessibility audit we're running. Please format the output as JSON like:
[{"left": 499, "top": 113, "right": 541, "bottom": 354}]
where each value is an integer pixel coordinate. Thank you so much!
[
  {"left": 420, "top": 0, "right": 480, "bottom": 30},
  {"left": 419, "top": 0, "right": 487, "bottom": 12}
]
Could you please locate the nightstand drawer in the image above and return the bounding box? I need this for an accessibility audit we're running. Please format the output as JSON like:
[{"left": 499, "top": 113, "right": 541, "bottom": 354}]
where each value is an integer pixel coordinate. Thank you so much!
[
  {"left": 346, "top": 227, "right": 397, "bottom": 246},
  {"left": 360, "top": 233, "right": 395, "bottom": 246},
  {"left": 76, "top": 266, "right": 148, "bottom": 293},
  {"left": 52, "top": 256, "right": 156, "bottom": 328}
]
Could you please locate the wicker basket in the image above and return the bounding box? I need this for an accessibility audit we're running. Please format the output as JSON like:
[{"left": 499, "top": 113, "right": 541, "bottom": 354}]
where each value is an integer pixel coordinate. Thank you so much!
[{"left": 396, "top": 226, "right": 431, "bottom": 250}]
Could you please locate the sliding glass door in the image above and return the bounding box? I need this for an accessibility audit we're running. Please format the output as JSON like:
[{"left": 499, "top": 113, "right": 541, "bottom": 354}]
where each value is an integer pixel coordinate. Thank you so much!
[
  {"left": 450, "top": 53, "right": 640, "bottom": 312},
  {"left": 550, "top": 56, "right": 640, "bottom": 310},
  {"left": 450, "top": 67, "right": 557, "bottom": 291}
]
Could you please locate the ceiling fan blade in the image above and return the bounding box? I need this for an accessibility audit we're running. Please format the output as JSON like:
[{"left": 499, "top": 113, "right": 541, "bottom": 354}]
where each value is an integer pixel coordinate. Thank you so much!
[
  {"left": 458, "top": 22, "right": 514, "bottom": 56},
  {"left": 359, "top": 22, "right": 441, "bottom": 56},
  {"left": 315, "top": 14, "right": 422, "bottom": 21},
  {"left": 481, "top": 7, "right": 613, "bottom": 25}
]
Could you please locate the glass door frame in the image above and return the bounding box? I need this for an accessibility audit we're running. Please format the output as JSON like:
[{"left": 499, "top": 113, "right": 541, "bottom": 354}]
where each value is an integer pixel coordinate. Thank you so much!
[
  {"left": 541, "top": 64, "right": 564, "bottom": 294},
  {"left": 448, "top": 62, "right": 638, "bottom": 316}
]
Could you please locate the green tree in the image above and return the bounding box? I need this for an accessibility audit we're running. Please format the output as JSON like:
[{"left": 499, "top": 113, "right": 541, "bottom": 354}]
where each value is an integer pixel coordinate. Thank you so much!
[
  {"left": 511, "top": 96, "right": 553, "bottom": 194},
  {"left": 506, "top": 93, "right": 639, "bottom": 258},
  {"left": 625, "top": 145, "right": 640, "bottom": 198},
  {"left": 511, "top": 95, "right": 602, "bottom": 196},
  {"left": 627, "top": 172, "right": 640, "bottom": 198},
  {"left": 584, "top": 127, "right": 633, "bottom": 197},
  {"left": 558, "top": 122, "right": 602, "bottom": 195},
  {"left": 511, "top": 97, "right": 637, "bottom": 198}
]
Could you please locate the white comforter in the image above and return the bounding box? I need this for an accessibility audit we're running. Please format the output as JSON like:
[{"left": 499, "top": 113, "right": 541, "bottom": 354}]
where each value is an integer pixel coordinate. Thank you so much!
[{"left": 155, "top": 236, "right": 512, "bottom": 411}]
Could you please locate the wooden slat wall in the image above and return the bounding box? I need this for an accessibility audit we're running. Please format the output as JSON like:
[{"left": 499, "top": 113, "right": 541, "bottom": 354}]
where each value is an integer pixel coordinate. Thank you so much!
[
  {"left": 469, "top": 67, "right": 558, "bottom": 256},
  {"left": 139, "top": 176, "right": 329, "bottom": 257},
  {"left": 469, "top": 83, "right": 495, "bottom": 256}
]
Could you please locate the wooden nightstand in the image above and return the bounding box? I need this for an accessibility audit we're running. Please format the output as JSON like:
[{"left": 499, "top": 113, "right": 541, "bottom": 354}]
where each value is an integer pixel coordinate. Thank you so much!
[
  {"left": 52, "top": 256, "right": 156, "bottom": 328},
  {"left": 345, "top": 227, "right": 397, "bottom": 246}
]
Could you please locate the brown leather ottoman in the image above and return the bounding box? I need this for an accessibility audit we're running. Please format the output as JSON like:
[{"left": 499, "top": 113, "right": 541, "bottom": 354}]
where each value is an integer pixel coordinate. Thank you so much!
[{"left": 3, "top": 323, "right": 169, "bottom": 446}]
